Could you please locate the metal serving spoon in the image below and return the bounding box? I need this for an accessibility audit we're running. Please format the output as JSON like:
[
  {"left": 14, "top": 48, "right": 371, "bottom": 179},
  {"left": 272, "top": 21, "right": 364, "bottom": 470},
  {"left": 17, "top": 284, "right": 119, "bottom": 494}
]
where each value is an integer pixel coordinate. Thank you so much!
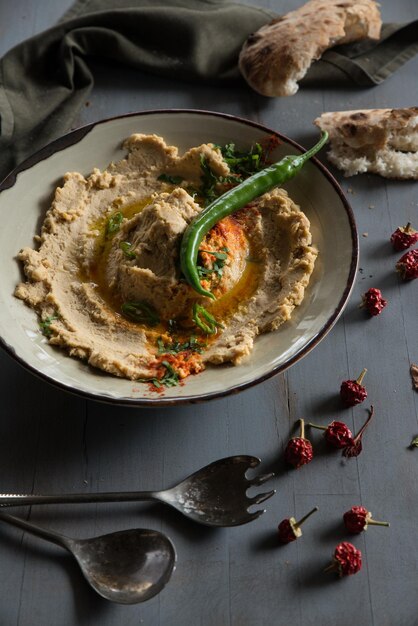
[
  {"left": 0, "top": 511, "right": 176, "bottom": 604},
  {"left": 0, "top": 456, "right": 275, "bottom": 527}
]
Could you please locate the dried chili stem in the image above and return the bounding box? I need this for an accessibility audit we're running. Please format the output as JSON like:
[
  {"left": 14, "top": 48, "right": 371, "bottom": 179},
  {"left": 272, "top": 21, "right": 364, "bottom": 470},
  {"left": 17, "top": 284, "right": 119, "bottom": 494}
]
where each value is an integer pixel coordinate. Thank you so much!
[
  {"left": 356, "top": 368, "right": 367, "bottom": 386},
  {"left": 295, "top": 507, "right": 319, "bottom": 528},
  {"left": 299, "top": 418, "right": 306, "bottom": 440},
  {"left": 367, "top": 519, "right": 390, "bottom": 527}
]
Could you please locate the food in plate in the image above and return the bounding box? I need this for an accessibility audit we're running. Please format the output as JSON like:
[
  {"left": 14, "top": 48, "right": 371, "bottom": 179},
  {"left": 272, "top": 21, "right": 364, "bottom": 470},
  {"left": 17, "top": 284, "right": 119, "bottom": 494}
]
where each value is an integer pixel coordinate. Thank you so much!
[
  {"left": 239, "top": 0, "right": 381, "bottom": 97},
  {"left": 315, "top": 107, "right": 418, "bottom": 178},
  {"left": 15, "top": 134, "right": 317, "bottom": 386}
]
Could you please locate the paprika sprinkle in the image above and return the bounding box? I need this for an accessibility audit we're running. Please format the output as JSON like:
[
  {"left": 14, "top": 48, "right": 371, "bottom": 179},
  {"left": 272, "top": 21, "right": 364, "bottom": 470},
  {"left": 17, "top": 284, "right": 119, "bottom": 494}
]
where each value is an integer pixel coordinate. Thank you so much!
[
  {"left": 307, "top": 421, "right": 354, "bottom": 449},
  {"left": 343, "top": 506, "right": 390, "bottom": 534},
  {"left": 340, "top": 368, "right": 368, "bottom": 406},
  {"left": 278, "top": 507, "right": 319, "bottom": 544},
  {"left": 284, "top": 419, "right": 313, "bottom": 468}
]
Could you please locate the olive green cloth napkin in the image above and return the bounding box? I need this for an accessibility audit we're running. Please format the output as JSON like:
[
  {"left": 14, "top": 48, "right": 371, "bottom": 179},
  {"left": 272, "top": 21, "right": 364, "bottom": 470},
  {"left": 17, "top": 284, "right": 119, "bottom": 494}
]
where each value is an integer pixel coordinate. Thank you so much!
[{"left": 0, "top": 0, "right": 417, "bottom": 181}]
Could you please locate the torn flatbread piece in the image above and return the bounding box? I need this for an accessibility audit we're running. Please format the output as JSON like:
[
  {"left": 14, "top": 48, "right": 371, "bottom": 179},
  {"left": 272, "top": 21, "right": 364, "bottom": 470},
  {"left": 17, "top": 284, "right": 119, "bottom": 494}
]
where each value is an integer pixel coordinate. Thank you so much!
[
  {"left": 239, "top": 0, "right": 381, "bottom": 97},
  {"left": 411, "top": 364, "right": 418, "bottom": 390},
  {"left": 315, "top": 107, "right": 418, "bottom": 178}
]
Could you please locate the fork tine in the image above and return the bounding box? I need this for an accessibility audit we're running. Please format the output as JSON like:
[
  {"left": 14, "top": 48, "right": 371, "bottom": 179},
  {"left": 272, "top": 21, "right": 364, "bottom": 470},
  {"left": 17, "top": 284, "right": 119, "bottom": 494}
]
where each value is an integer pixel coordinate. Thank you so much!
[
  {"left": 250, "top": 472, "right": 275, "bottom": 486},
  {"left": 246, "top": 509, "right": 266, "bottom": 522},
  {"left": 249, "top": 489, "right": 276, "bottom": 506}
]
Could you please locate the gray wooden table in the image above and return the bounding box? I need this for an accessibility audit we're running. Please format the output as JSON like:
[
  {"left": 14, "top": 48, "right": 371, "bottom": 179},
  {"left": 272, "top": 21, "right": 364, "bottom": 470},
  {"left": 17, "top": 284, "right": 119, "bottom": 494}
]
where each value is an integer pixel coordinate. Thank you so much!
[{"left": 1, "top": 1, "right": 417, "bottom": 625}]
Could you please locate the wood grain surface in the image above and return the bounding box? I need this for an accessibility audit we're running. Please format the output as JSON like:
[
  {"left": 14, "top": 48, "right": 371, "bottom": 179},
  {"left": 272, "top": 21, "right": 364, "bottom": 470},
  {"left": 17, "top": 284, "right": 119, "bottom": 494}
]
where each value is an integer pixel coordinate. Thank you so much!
[{"left": 0, "top": 1, "right": 417, "bottom": 625}]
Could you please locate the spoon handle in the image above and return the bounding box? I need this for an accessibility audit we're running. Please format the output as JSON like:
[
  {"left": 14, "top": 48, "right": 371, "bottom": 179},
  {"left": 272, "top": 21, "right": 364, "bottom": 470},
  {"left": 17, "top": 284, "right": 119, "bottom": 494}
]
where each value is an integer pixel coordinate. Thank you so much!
[
  {"left": 0, "top": 491, "right": 162, "bottom": 507},
  {"left": 0, "top": 511, "right": 68, "bottom": 549}
]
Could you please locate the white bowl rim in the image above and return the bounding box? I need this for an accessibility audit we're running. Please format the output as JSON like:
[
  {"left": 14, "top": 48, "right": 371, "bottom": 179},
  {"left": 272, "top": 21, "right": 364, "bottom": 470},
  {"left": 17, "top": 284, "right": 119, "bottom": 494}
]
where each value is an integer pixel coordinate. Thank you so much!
[{"left": 0, "top": 109, "right": 359, "bottom": 406}]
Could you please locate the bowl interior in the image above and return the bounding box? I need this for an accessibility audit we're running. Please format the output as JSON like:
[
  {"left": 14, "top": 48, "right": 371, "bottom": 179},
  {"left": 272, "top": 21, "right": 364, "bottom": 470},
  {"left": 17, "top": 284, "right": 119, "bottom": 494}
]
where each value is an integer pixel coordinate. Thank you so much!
[{"left": 0, "top": 111, "right": 357, "bottom": 405}]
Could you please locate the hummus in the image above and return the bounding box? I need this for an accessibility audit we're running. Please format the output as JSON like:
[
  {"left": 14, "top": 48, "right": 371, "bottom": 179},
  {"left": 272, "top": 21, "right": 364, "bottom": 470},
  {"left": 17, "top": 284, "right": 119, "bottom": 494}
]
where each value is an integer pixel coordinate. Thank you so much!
[{"left": 15, "top": 134, "right": 317, "bottom": 384}]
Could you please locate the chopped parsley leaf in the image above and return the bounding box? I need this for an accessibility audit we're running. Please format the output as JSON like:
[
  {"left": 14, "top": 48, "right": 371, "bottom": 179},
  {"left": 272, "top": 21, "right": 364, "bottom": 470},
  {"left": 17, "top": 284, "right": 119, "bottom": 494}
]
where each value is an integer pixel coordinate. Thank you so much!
[
  {"left": 106, "top": 211, "right": 123, "bottom": 235},
  {"left": 120, "top": 241, "right": 136, "bottom": 259},
  {"left": 198, "top": 154, "right": 238, "bottom": 206},
  {"left": 157, "top": 335, "right": 205, "bottom": 355},
  {"left": 39, "top": 314, "right": 59, "bottom": 337},
  {"left": 197, "top": 247, "right": 229, "bottom": 281},
  {"left": 121, "top": 301, "right": 160, "bottom": 326},
  {"left": 158, "top": 173, "right": 184, "bottom": 185},
  {"left": 217, "top": 142, "right": 265, "bottom": 177},
  {"left": 138, "top": 361, "right": 180, "bottom": 389}
]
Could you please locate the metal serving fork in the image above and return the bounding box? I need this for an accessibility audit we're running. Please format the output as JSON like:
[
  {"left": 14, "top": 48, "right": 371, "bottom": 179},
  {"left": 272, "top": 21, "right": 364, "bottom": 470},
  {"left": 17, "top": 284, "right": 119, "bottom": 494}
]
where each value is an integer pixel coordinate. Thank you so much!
[{"left": 0, "top": 456, "right": 275, "bottom": 527}]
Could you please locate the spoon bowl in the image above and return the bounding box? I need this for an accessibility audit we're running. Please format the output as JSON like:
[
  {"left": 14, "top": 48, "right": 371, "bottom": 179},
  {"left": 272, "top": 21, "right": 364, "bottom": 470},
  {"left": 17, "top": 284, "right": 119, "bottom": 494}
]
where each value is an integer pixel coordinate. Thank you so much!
[
  {"left": 69, "top": 529, "right": 176, "bottom": 604},
  {"left": 0, "top": 512, "right": 176, "bottom": 604}
]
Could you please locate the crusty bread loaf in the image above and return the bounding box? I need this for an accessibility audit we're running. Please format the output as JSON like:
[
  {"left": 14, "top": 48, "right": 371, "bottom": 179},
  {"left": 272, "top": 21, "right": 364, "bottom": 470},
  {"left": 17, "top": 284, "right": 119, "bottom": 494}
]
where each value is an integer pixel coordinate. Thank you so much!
[
  {"left": 315, "top": 108, "right": 418, "bottom": 178},
  {"left": 239, "top": 0, "right": 381, "bottom": 97}
]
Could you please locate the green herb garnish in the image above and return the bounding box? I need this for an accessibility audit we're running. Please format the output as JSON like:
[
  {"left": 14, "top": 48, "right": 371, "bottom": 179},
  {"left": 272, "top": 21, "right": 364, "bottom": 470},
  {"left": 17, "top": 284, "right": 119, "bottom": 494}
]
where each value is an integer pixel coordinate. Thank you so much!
[
  {"left": 218, "top": 142, "right": 264, "bottom": 177},
  {"left": 192, "top": 303, "right": 223, "bottom": 335},
  {"left": 159, "top": 360, "right": 180, "bottom": 387},
  {"left": 120, "top": 241, "right": 136, "bottom": 259},
  {"left": 197, "top": 247, "right": 229, "bottom": 281},
  {"left": 121, "top": 301, "right": 160, "bottom": 326},
  {"left": 106, "top": 211, "right": 123, "bottom": 235},
  {"left": 138, "top": 361, "right": 180, "bottom": 389},
  {"left": 157, "top": 335, "right": 205, "bottom": 355},
  {"left": 200, "top": 248, "right": 229, "bottom": 261},
  {"left": 410, "top": 436, "right": 418, "bottom": 448},
  {"left": 194, "top": 143, "right": 267, "bottom": 207},
  {"left": 198, "top": 154, "right": 238, "bottom": 206},
  {"left": 39, "top": 314, "right": 59, "bottom": 337},
  {"left": 158, "top": 173, "right": 184, "bottom": 185}
]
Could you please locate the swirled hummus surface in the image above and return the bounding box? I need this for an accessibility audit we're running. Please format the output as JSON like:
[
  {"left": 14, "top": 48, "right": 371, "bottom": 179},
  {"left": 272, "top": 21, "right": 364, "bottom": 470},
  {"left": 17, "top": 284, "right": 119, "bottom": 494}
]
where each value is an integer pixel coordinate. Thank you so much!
[{"left": 15, "top": 134, "right": 317, "bottom": 385}]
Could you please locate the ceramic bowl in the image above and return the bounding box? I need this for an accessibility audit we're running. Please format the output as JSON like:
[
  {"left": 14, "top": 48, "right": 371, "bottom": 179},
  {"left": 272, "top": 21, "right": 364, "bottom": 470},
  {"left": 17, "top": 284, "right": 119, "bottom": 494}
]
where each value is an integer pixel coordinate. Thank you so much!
[{"left": 0, "top": 110, "right": 358, "bottom": 405}]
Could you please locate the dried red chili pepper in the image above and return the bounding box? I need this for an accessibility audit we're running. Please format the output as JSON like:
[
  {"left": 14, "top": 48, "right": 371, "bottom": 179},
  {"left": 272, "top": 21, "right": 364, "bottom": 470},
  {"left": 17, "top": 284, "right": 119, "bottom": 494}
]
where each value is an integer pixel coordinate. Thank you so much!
[
  {"left": 396, "top": 249, "right": 418, "bottom": 280},
  {"left": 308, "top": 420, "right": 354, "bottom": 449},
  {"left": 284, "top": 419, "right": 313, "bottom": 468},
  {"left": 342, "top": 405, "right": 374, "bottom": 458},
  {"left": 343, "top": 505, "right": 390, "bottom": 534},
  {"left": 340, "top": 368, "right": 368, "bottom": 406},
  {"left": 278, "top": 507, "right": 319, "bottom": 544},
  {"left": 361, "top": 288, "right": 387, "bottom": 316},
  {"left": 390, "top": 223, "right": 418, "bottom": 251},
  {"left": 324, "top": 542, "right": 362, "bottom": 577}
]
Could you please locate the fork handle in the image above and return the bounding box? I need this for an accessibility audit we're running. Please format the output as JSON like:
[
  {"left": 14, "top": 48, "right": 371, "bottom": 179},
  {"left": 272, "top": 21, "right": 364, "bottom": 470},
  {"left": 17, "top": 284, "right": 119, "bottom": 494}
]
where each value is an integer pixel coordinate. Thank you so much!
[{"left": 0, "top": 491, "right": 161, "bottom": 507}]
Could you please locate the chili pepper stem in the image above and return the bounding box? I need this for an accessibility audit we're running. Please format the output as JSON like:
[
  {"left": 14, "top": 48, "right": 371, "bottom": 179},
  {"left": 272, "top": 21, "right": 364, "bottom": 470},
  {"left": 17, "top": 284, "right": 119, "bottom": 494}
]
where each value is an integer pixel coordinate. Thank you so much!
[
  {"left": 323, "top": 562, "right": 337, "bottom": 574},
  {"left": 299, "top": 418, "right": 305, "bottom": 440},
  {"left": 295, "top": 507, "right": 319, "bottom": 528},
  {"left": 307, "top": 423, "right": 327, "bottom": 431},
  {"left": 354, "top": 405, "right": 374, "bottom": 442},
  {"left": 405, "top": 222, "right": 411, "bottom": 232},
  {"left": 356, "top": 368, "right": 367, "bottom": 386},
  {"left": 367, "top": 519, "right": 390, "bottom": 527}
]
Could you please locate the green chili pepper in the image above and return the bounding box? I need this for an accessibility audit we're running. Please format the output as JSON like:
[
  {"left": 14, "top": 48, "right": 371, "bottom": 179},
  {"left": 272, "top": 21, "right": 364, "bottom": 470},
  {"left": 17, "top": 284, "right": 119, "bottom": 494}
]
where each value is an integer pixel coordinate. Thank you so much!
[
  {"left": 180, "top": 131, "right": 328, "bottom": 299},
  {"left": 192, "top": 303, "right": 223, "bottom": 335}
]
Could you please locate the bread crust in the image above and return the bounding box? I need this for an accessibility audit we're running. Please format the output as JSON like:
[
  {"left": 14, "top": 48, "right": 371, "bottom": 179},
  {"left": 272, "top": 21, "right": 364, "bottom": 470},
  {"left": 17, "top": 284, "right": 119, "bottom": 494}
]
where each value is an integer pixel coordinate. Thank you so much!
[
  {"left": 315, "top": 108, "right": 418, "bottom": 149},
  {"left": 239, "top": 0, "right": 381, "bottom": 97},
  {"left": 314, "top": 107, "right": 418, "bottom": 179}
]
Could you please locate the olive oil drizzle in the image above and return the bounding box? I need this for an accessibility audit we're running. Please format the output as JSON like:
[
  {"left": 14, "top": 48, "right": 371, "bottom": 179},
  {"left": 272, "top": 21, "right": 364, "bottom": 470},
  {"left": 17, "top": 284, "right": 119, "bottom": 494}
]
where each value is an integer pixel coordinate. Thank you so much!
[{"left": 85, "top": 197, "right": 262, "bottom": 346}]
